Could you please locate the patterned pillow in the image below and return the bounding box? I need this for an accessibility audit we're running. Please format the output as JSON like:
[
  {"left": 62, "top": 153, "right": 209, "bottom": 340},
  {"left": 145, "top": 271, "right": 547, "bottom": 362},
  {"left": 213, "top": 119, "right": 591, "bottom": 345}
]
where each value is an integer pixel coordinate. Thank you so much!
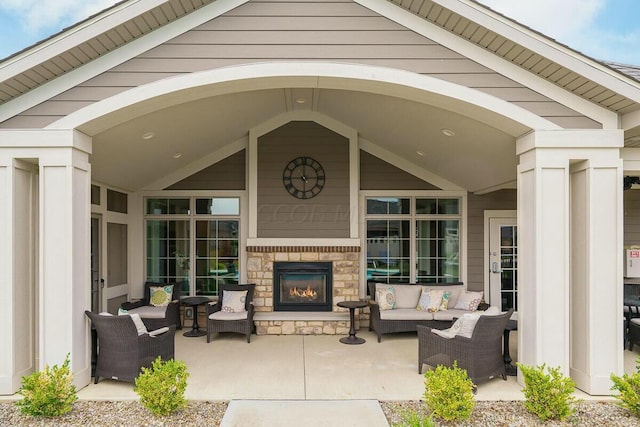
[
  {"left": 439, "top": 291, "right": 452, "bottom": 311},
  {"left": 376, "top": 287, "right": 396, "bottom": 310},
  {"left": 222, "top": 290, "right": 248, "bottom": 313},
  {"left": 452, "top": 290, "right": 483, "bottom": 311},
  {"left": 149, "top": 285, "right": 174, "bottom": 307},
  {"left": 416, "top": 289, "right": 444, "bottom": 312}
]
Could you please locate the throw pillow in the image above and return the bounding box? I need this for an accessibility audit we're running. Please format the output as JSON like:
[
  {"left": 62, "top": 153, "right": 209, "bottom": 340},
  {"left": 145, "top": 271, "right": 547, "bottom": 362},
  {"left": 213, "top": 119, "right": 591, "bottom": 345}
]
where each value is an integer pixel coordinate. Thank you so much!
[
  {"left": 149, "top": 285, "right": 174, "bottom": 307},
  {"left": 452, "top": 290, "right": 483, "bottom": 311},
  {"left": 376, "top": 287, "right": 396, "bottom": 310},
  {"left": 222, "top": 290, "right": 248, "bottom": 313},
  {"left": 439, "top": 291, "right": 452, "bottom": 311},
  {"left": 416, "top": 289, "right": 444, "bottom": 313}
]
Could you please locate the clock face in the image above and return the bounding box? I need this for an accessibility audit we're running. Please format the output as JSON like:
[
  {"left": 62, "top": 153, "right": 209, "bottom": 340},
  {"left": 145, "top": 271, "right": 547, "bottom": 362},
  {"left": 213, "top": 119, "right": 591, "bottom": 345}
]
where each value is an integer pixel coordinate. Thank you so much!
[{"left": 282, "top": 157, "right": 325, "bottom": 199}]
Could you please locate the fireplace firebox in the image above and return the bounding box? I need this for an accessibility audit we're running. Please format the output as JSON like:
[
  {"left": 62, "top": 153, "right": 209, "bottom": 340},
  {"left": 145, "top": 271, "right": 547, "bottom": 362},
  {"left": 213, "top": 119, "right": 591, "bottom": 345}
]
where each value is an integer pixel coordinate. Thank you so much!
[{"left": 273, "top": 262, "right": 332, "bottom": 311}]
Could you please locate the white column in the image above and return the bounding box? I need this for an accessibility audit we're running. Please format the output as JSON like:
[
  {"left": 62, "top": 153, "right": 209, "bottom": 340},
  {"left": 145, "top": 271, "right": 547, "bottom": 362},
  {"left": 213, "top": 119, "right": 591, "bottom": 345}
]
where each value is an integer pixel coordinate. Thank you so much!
[
  {"left": 517, "top": 129, "right": 623, "bottom": 395},
  {"left": 38, "top": 130, "right": 92, "bottom": 389},
  {"left": 0, "top": 157, "right": 37, "bottom": 394},
  {"left": 0, "top": 129, "right": 92, "bottom": 393}
]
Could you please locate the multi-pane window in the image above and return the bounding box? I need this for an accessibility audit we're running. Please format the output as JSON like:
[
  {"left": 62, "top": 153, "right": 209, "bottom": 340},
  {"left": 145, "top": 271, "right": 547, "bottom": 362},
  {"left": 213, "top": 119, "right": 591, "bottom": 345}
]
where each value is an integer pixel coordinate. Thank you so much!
[
  {"left": 366, "top": 196, "right": 461, "bottom": 284},
  {"left": 145, "top": 197, "right": 240, "bottom": 297}
]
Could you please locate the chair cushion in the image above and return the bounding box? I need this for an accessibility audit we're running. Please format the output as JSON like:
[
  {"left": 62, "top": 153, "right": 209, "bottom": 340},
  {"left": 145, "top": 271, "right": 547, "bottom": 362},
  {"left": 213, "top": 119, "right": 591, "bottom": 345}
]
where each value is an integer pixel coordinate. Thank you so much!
[
  {"left": 432, "top": 306, "right": 501, "bottom": 338},
  {"left": 125, "top": 313, "right": 149, "bottom": 336},
  {"left": 631, "top": 318, "right": 640, "bottom": 326},
  {"left": 149, "top": 285, "right": 174, "bottom": 307},
  {"left": 222, "top": 290, "right": 248, "bottom": 313},
  {"left": 209, "top": 311, "right": 248, "bottom": 321},
  {"left": 148, "top": 326, "right": 170, "bottom": 337},
  {"left": 432, "top": 308, "right": 469, "bottom": 322},
  {"left": 375, "top": 286, "right": 397, "bottom": 310},
  {"left": 127, "top": 305, "right": 167, "bottom": 319},
  {"left": 416, "top": 288, "right": 444, "bottom": 312},
  {"left": 453, "top": 290, "right": 483, "bottom": 311},
  {"left": 380, "top": 308, "right": 434, "bottom": 320}
]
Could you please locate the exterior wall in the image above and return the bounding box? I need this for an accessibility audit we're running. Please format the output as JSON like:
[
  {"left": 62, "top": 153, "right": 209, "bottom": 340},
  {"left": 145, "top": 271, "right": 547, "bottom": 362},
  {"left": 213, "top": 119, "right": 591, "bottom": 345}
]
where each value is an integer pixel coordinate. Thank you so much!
[
  {"left": 624, "top": 189, "right": 640, "bottom": 246},
  {"left": 1, "top": 0, "right": 596, "bottom": 130},
  {"left": 257, "top": 121, "right": 350, "bottom": 238},
  {"left": 467, "top": 189, "right": 517, "bottom": 291},
  {"left": 167, "top": 149, "right": 246, "bottom": 190},
  {"left": 360, "top": 151, "right": 438, "bottom": 190}
]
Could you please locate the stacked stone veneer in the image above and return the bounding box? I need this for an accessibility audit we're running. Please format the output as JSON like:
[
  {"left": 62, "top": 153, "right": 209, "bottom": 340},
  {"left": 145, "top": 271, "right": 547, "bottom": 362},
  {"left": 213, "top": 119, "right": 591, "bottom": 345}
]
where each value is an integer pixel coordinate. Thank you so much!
[{"left": 247, "top": 246, "right": 368, "bottom": 335}]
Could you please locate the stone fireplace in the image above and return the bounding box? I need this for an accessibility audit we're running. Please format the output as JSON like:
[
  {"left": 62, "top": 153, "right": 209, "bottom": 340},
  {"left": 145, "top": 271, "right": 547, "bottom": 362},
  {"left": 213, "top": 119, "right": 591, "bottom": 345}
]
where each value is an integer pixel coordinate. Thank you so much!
[
  {"left": 247, "top": 245, "right": 367, "bottom": 335},
  {"left": 273, "top": 262, "right": 332, "bottom": 312}
]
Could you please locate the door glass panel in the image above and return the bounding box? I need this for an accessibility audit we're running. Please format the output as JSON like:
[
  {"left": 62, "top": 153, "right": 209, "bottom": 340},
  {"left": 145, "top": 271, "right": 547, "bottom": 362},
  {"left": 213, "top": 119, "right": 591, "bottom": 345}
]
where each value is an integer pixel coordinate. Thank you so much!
[
  {"left": 146, "top": 220, "right": 190, "bottom": 296},
  {"left": 366, "top": 219, "right": 410, "bottom": 283},
  {"left": 107, "top": 223, "right": 128, "bottom": 287},
  {"left": 416, "top": 220, "right": 459, "bottom": 283},
  {"left": 499, "top": 225, "right": 518, "bottom": 311},
  {"left": 195, "top": 220, "right": 239, "bottom": 296}
]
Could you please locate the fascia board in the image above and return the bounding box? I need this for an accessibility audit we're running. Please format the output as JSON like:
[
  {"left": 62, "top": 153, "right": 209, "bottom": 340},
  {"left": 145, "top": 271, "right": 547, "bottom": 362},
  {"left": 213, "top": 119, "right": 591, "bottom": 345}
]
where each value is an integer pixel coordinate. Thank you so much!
[
  {"left": 434, "top": 0, "right": 640, "bottom": 102},
  {"left": 355, "top": 0, "right": 618, "bottom": 128},
  {"left": 0, "top": 0, "right": 169, "bottom": 80},
  {"left": 0, "top": 0, "right": 249, "bottom": 123}
]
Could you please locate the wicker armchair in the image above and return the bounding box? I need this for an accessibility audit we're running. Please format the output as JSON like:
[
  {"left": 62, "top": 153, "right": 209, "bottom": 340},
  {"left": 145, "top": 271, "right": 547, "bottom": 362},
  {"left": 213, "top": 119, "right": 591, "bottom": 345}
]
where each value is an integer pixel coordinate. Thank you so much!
[
  {"left": 120, "top": 282, "right": 181, "bottom": 330},
  {"left": 85, "top": 311, "right": 176, "bottom": 384},
  {"left": 417, "top": 308, "right": 514, "bottom": 385},
  {"left": 206, "top": 283, "right": 255, "bottom": 343}
]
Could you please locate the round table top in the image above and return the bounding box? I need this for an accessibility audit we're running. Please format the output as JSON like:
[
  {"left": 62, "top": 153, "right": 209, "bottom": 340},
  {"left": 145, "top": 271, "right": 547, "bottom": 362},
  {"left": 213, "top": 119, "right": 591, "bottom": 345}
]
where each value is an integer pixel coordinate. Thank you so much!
[
  {"left": 181, "top": 296, "right": 211, "bottom": 306},
  {"left": 337, "top": 300, "right": 368, "bottom": 309}
]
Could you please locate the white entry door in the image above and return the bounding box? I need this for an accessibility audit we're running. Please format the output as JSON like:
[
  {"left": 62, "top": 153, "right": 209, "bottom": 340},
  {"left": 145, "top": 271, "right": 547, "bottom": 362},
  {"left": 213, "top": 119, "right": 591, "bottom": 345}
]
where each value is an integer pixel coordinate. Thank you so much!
[{"left": 488, "top": 215, "right": 518, "bottom": 314}]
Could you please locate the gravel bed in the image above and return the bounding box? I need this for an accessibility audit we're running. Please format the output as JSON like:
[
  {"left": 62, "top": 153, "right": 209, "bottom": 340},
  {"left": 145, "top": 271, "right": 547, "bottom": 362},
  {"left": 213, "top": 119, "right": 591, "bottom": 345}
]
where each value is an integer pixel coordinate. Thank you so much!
[
  {"left": 380, "top": 400, "right": 640, "bottom": 426},
  {"left": 2, "top": 400, "right": 640, "bottom": 426}
]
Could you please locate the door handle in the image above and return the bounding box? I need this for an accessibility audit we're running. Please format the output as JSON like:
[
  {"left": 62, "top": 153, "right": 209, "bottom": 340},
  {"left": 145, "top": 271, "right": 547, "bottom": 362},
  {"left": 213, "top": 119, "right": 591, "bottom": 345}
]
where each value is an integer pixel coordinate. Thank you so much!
[{"left": 491, "top": 262, "right": 502, "bottom": 273}]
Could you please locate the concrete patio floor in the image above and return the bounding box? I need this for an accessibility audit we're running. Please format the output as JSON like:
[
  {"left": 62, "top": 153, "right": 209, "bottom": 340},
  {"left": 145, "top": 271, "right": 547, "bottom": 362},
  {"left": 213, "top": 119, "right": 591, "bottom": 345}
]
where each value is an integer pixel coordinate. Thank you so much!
[{"left": 75, "top": 329, "right": 638, "bottom": 402}]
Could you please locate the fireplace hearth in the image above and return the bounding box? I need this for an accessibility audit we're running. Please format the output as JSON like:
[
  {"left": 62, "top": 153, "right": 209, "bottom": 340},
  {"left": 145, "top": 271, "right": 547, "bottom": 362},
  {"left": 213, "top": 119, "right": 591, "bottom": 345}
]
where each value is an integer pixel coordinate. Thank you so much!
[{"left": 273, "top": 262, "right": 332, "bottom": 311}]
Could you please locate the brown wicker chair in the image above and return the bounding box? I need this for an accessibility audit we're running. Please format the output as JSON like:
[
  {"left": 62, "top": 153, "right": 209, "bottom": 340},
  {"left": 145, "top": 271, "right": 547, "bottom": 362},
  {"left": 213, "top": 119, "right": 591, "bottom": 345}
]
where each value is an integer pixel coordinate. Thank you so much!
[
  {"left": 120, "top": 282, "right": 182, "bottom": 330},
  {"left": 85, "top": 311, "right": 176, "bottom": 384},
  {"left": 417, "top": 308, "right": 514, "bottom": 385},
  {"left": 206, "top": 284, "right": 255, "bottom": 343}
]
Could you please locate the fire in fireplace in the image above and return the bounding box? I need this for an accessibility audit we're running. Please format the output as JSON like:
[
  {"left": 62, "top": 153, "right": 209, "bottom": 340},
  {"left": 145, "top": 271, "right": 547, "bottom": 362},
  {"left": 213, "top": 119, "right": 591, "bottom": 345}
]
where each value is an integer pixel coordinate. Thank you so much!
[{"left": 273, "top": 262, "right": 332, "bottom": 311}]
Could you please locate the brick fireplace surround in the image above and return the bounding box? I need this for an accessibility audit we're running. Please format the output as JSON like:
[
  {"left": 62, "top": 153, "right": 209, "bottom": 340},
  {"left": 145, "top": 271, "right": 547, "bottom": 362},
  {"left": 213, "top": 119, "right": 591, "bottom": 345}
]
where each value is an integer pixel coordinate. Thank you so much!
[{"left": 247, "top": 246, "right": 369, "bottom": 335}]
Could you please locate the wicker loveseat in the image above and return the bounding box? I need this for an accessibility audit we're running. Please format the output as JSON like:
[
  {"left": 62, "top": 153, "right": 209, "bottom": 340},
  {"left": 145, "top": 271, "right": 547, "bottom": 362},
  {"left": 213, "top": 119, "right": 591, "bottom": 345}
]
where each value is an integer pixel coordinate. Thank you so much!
[{"left": 368, "top": 281, "right": 486, "bottom": 342}]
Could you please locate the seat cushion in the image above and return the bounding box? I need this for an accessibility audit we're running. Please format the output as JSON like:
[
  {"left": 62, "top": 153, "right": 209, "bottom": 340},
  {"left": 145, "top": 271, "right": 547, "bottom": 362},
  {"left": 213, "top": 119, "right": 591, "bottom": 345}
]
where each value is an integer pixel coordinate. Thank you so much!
[
  {"left": 127, "top": 305, "right": 167, "bottom": 319},
  {"left": 209, "top": 311, "right": 248, "bottom": 321},
  {"left": 432, "top": 309, "right": 469, "bottom": 322},
  {"left": 380, "top": 308, "right": 434, "bottom": 321}
]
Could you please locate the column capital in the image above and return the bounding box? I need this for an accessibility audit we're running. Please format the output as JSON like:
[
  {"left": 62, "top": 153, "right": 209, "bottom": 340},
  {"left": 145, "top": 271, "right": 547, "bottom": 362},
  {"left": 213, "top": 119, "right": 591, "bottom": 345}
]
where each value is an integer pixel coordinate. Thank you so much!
[
  {"left": 516, "top": 129, "right": 623, "bottom": 156},
  {"left": 0, "top": 129, "right": 91, "bottom": 155}
]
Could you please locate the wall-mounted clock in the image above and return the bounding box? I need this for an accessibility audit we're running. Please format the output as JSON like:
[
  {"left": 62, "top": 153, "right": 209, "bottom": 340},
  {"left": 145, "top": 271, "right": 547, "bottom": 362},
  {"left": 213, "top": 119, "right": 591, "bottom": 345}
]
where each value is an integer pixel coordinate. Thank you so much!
[{"left": 282, "top": 156, "right": 325, "bottom": 199}]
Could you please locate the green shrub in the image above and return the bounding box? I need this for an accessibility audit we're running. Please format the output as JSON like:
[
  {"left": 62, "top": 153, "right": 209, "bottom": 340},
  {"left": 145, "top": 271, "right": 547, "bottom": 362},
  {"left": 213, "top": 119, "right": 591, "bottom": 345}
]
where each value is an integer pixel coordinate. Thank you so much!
[
  {"left": 16, "top": 354, "right": 77, "bottom": 417},
  {"left": 610, "top": 357, "right": 640, "bottom": 417},
  {"left": 518, "top": 363, "right": 578, "bottom": 421},
  {"left": 392, "top": 409, "right": 435, "bottom": 427},
  {"left": 423, "top": 361, "right": 475, "bottom": 421},
  {"left": 134, "top": 357, "right": 189, "bottom": 416}
]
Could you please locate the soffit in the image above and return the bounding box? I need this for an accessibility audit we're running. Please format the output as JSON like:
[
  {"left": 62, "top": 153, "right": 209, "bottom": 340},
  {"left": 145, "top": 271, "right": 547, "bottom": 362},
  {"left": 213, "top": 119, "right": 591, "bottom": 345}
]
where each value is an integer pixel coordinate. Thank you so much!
[
  {"left": 1, "top": 0, "right": 639, "bottom": 121},
  {"left": 0, "top": 0, "right": 214, "bottom": 104},
  {"left": 388, "top": 0, "right": 640, "bottom": 116}
]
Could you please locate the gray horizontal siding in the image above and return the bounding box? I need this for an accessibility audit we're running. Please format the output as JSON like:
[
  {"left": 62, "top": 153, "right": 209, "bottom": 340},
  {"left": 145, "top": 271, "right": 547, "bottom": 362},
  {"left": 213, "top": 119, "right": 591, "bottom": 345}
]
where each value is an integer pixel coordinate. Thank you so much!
[
  {"left": 257, "top": 121, "right": 350, "bottom": 238},
  {"left": 360, "top": 151, "right": 438, "bottom": 190},
  {"left": 167, "top": 149, "right": 246, "bottom": 190},
  {"left": 2, "top": 0, "right": 596, "bottom": 130},
  {"left": 466, "top": 190, "right": 517, "bottom": 292},
  {"left": 625, "top": 190, "right": 640, "bottom": 247}
]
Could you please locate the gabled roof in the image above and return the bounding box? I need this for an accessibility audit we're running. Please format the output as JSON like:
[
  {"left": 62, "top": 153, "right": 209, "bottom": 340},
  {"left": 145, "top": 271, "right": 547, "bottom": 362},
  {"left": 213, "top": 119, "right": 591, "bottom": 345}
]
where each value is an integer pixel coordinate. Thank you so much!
[{"left": 1, "top": 0, "right": 639, "bottom": 119}]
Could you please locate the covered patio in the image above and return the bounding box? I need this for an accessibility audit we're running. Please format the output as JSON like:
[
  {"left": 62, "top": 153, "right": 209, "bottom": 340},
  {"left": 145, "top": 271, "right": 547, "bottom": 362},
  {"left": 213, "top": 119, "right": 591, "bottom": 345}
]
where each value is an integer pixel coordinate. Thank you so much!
[{"left": 2, "top": 0, "right": 640, "bottom": 399}]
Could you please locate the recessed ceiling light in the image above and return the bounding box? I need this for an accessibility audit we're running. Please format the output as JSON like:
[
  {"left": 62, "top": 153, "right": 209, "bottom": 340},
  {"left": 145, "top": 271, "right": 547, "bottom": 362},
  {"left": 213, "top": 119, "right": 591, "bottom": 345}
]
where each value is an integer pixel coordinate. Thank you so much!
[
  {"left": 295, "top": 98, "right": 306, "bottom": 104},
  {"left": 416, "top": 151, "right": 425, "bottom": 156},
  {"left": 172, "top": 152, "right": 183, "bottom": 159},
  {"left": 441, "top": 128, "right": 456, "bottom": 137},
  {"left": 141, "top": 131, "right": 155, "bottom": 140}
]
